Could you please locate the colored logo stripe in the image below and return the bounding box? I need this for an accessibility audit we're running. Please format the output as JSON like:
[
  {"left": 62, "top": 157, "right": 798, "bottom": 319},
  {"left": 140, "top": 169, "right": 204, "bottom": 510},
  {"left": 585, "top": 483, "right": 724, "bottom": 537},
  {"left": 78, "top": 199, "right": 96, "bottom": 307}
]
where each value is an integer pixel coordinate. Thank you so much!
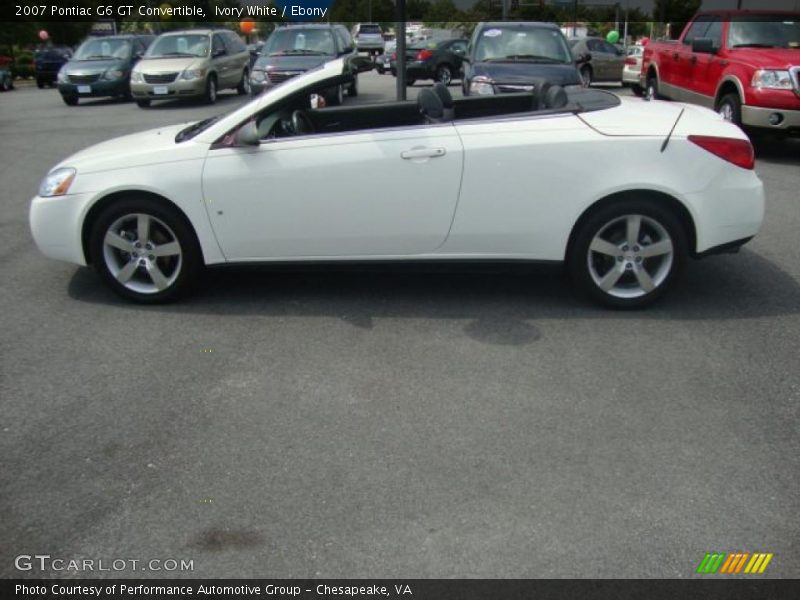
[{"left": 697, "top": 553, "right": 773, "bottom": 574}]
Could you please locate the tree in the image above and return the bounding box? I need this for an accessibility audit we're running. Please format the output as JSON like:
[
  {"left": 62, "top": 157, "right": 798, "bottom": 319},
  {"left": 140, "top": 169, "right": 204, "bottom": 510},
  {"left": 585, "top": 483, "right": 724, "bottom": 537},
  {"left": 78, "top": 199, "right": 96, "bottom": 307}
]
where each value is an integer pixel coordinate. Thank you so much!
[{"left": 653, "top": 0, "right": 702, "bottom": 39}]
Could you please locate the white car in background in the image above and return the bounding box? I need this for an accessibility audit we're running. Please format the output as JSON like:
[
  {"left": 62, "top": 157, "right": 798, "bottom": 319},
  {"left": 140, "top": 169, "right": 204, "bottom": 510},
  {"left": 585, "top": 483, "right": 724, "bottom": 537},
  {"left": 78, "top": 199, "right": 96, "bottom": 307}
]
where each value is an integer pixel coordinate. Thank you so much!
[
  {"left": 624, "top": 45, "right": 645, "bottom": 95},
  {"left": 30, "top": 58, "right": 764, "bottom": 308}
]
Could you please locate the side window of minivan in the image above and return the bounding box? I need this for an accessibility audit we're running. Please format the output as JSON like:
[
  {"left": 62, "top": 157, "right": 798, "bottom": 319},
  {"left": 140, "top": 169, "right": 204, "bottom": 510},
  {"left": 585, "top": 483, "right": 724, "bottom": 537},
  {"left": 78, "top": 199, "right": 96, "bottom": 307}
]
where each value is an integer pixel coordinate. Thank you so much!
[
  {"left": 212, "top": 34, "right": 225, "bottom": 57},
  {"left": 224, "top": 31, "right": 246, "bottom": 54}
]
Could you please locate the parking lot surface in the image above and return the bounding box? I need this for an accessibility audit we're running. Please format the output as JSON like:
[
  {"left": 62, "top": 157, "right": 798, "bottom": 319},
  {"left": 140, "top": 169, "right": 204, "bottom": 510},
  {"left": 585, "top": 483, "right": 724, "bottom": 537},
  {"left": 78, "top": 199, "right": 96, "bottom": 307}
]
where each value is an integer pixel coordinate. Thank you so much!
[{"left": 1, "top": 72, "right": 799, "bottom": 578}]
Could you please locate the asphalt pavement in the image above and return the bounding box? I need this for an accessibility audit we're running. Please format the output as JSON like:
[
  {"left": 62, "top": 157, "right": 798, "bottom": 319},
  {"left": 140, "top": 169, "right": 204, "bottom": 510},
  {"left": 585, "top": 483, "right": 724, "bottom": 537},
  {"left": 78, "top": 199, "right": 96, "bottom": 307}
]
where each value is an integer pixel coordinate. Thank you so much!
[{"left": 1, "top": 72, "right": 798, "bottom": 579}]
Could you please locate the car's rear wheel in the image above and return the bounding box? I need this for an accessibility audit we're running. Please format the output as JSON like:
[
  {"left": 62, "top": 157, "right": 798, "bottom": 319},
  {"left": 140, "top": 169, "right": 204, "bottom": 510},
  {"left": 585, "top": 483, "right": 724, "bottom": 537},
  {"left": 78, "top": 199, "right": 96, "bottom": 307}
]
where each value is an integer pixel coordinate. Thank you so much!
[
  {"left": 436, "top": 64, "right": 453, "bottom": 86},
  {"left": 62, "top": 95, "right": 78, "bottom": 106},
  {"left": 646, "top": 73, "right": 660, "bottom": 100},
  {"left": 89, "top": 198, "right": 201, "bottom": 303},
  {"left": 205, "top": 75, "right": 217, "bottom": 104},
  {"left": 580, "top": 65, "right": 593, "bottom": 87},
  {"left": 237, "top": 69, "right": 250, "bottom": 95},
  {"left": 717, "top": 93, "right": 742, "bottom": 127},
  {"left": 569, "top": 200, "right": 687, "bottom": 309},
  {"left": 136, "top": 99, "right": 151, "bottom": 108}
]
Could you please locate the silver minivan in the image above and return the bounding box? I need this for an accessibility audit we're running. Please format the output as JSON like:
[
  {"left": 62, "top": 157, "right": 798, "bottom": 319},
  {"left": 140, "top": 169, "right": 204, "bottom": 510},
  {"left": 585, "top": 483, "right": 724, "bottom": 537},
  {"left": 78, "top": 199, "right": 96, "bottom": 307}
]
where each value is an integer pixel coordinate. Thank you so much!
[{"left": 131, "top": 29, "right": 250, "bottom": 107}]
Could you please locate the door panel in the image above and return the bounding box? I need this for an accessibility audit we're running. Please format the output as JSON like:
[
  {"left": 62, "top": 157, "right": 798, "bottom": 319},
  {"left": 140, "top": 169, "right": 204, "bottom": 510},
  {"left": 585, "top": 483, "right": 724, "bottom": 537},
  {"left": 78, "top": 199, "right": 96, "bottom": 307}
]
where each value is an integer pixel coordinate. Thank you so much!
[{"left": 202, "top": 126, "right": 464, "bottom": 260}]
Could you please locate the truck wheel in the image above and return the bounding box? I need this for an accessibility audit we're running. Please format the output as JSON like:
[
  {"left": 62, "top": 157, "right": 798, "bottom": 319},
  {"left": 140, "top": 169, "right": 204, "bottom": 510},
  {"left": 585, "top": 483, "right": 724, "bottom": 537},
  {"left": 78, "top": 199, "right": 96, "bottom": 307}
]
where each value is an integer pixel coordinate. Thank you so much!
[
  {"left": 646, "top": 74, "right": 661, "bottom": 100},
  {"left": 717, "top": 93, "right": 742, "bottom": 127},
  {"left": 631, "top": 83, "right": 645, "bottom": 97}
]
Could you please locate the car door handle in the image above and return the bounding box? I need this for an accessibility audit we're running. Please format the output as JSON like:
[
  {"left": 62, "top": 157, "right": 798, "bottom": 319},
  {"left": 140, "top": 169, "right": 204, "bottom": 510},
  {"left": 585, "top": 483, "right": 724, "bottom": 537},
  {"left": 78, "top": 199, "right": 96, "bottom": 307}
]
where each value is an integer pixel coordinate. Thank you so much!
[{"left": 401, "top": 147, "right": 446, "bottom": 160}]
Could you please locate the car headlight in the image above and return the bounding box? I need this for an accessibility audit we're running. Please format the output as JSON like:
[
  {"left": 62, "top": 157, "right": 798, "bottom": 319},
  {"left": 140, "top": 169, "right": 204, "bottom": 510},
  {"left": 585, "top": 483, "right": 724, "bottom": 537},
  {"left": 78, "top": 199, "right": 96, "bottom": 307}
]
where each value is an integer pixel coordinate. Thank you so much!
[
  {"left": 38, "top": 168, "right": 76, "bottom": 197},
  {"left": 751, "top": 69, "right": 793, "bottom": 90},
  {"left": 181, "top": 69, "right": 206, "bottom": 80},
  {"left": 57, "top": 68, "right": 69, "bottom": 84},
  {"left": 130, "top": 71, "right": 143, "bottom": 83},
  {"left": 469, "top": 76, "right": 495, "bottom": 96},
  {"left": 102, "top": 69, "right": 124, "bottom": 81},
  {"left": 250, "top": 70, "right": 266, "bottom": 83}
]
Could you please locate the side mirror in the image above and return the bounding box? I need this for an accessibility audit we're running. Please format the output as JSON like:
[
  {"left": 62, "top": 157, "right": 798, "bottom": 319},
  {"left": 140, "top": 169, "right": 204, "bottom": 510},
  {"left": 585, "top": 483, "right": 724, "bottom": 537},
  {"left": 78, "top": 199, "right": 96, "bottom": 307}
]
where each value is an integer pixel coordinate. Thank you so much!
[
  {"left": 235, "top": 121, "right": 260, "bottom": 146},
  {"left": 692, "top": 38, "right": 715, "bottom": 54}
]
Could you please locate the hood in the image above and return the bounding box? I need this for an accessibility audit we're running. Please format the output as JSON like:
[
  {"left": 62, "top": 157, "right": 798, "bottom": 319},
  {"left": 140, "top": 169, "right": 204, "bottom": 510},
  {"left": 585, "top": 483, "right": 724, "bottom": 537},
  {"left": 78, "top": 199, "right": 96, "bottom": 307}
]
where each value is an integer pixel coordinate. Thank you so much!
[
  {"left": 63, "top": 58, "right": 126, "bottom": 74},
  {"left": 472, "top": 62, "right": 581, "bottom": 87},
  {"left": 577, "top": 97, "right": 746, "bottom": 139},
  {"left": 135, "top": 56, "right": 202, "bottom": 74},
  {"left": 727, "top": 47, "right": 800, "bottom": 69},
  {"left": 254, "top": 54, "right": 330, "bottom": 72},
  {"left": 57, "top": 123, "right": 200, "bottom": 173}
]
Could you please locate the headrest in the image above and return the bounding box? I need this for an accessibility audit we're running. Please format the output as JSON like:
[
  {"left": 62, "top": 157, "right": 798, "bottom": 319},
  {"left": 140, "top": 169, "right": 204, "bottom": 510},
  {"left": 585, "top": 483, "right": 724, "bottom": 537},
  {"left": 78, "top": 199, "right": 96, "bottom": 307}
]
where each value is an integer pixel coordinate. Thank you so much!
[
  {"left": 432, "top": 82, "right": 454, "bottom": 108},
  {"left": 417, "top": 88, "right": 444, "bottom": 121},
  {"left": 542, "top": 84, "right": 568, "bottom": 109}
]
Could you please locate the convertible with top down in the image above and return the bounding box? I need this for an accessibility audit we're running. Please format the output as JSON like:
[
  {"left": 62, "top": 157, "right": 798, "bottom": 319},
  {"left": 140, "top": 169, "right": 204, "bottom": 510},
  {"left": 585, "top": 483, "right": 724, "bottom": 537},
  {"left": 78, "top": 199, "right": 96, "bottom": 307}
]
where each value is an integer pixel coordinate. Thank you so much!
[{"left": 29, "top": 57, "right": 764, "bottom": 308}]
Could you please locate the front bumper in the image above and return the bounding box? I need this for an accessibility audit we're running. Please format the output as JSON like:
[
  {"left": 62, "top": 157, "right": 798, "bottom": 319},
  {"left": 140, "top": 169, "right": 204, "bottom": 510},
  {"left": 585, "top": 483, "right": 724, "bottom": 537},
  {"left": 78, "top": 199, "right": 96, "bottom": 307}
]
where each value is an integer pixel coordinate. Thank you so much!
[
  {"left": 30, "top": 193, "right": 91, "bottom": 266},
  {"left": 741, "top": 104, "right": 800, "bottom": 132},
  {"left": 131, "top": 77, "right": 205, "bottom": 100},
  {"left": 58, "top": 79, "right": 128, "bottom": 98}
]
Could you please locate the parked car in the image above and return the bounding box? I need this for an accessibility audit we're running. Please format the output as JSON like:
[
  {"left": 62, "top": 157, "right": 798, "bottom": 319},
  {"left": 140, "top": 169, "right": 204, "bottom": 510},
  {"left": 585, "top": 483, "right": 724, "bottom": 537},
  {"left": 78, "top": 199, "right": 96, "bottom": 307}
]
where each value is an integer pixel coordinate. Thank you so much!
[
  {"left": 57, "top": 35, "right": 154, "bottom": 106},
  {"left": 351, "top": 23, "right": 384, "bottom": 56},
  {"left": 642, "top": 10, "right": 800, "bottom": 134},
  {"left": 376, "top": 40, "right": 396, "bottom": 74},
  {"left": 391, "top": 38, "right": 468, "bottom": 86},
  {"left": 130, "top": 29, "right": 250, "bottom": 107},
  {"left": 463, "top": 22, "right": 582, "bottom": 96},
  {"left": 29, "top": 57, "right": 764, "bottom": 309},
  {"left": 250, "top": 24, "right": 357, "bottom": 104},
  {"left": 34, "top": 46, "right": 72, "bottom": 88},
  {"left": 568, "top": 37, "right": 626, "bottom": 85},
  {"left": 623, "top": 45, "right": 645, "bottom": 95},
  {"left": 0, "top": 65, "right": 13, "bottom": 91}
]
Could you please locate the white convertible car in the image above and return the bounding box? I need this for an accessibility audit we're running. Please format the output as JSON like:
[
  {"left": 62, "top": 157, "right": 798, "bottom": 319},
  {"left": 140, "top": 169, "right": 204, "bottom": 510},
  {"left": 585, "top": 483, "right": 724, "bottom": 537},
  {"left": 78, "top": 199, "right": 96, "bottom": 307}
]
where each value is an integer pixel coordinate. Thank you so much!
[{"left": 30, "top": 58, "right": 764, "bottom": 308}]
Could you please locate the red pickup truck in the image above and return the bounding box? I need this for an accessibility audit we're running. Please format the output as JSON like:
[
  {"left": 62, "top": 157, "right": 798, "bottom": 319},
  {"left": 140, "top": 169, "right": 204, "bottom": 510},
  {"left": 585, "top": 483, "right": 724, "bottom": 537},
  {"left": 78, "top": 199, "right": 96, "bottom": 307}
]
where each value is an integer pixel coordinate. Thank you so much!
[{"left": 641, "top": 11, "right": 800, "bottom": 134}]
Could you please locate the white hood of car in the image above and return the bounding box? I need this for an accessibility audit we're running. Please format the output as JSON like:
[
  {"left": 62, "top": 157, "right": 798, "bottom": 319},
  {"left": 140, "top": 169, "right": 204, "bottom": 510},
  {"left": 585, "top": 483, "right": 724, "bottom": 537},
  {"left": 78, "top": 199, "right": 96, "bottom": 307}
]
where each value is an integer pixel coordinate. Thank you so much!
[{"left": 56, "top": 123, "right": 205, "bottom": 174}]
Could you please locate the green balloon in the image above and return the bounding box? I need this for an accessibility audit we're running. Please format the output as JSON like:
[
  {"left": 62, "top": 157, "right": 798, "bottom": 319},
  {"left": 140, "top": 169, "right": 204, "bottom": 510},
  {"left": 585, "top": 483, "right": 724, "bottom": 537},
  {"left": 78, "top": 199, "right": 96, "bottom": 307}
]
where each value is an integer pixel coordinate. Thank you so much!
[{"left": 606, "top": 31, "right": 620, "bottom": 44}]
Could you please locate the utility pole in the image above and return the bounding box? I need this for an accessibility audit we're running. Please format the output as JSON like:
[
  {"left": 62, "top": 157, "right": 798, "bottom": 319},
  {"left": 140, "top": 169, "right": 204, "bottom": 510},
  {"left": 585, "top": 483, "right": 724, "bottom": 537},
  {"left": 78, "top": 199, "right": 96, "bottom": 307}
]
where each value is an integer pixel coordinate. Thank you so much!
[
  {"left": 395, "top": 0, "right": 406, "bottom": 101},
  {"left": 573, "top": 0, "right": 578, "bottom": 37}
]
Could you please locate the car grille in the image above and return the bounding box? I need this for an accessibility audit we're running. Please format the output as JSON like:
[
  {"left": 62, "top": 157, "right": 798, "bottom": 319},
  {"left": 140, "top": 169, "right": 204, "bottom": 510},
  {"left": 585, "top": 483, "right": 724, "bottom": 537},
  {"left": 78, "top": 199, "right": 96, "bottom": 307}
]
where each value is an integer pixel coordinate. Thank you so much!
[
  {"left": 497, "top": 84, "right": 535, "bottom": 93},
  {"left": 143, "top": 72, "right": 178, "bottom": 84},
  {"left": 268, "top": 71, "right": 303, "bottom": 84},
  {"left": 68, "top": 74, "right": 100, "bottom": 84}
]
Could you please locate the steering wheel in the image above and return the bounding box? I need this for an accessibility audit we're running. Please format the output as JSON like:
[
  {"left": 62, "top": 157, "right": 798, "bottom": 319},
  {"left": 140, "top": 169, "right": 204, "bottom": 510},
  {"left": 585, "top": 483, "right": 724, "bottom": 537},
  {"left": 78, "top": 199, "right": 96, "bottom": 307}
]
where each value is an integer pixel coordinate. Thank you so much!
[{"left": 291, "top": 110, "right": 314, "bottom": 136}]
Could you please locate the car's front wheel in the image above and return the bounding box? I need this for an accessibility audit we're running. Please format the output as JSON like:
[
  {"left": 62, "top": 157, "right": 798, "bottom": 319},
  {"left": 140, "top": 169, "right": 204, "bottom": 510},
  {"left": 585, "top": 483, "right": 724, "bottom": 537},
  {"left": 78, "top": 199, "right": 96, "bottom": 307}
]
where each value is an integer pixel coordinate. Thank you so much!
[
  {"left": 436, "top": 64, "right": 452, "bottom": 86},
  {"left": 580, "top": 65, "right": 593, "bottom": 87},
  {"left": 205, "top": 75, "right": 217, "bottom": 104},
  {"left": 347, "top": 75, "right": 358, "bottom": 97},
  {"left": 569, "top": 200, "right": 687, "bottom": 308},
  {"left": 237, "top": 69, "right": 250, "bottom": 95},
  {"left": 89, "top": 198, "right": 201, "bottom": 303},
  {"left": 136, "top": 99, "right": 151, "bottom": 108},
  {"left": 717, "top": 93, "right": 742, "bottom": 127},
  {"left": 62, "top": 95, "right": 78, "bottom": 106}
]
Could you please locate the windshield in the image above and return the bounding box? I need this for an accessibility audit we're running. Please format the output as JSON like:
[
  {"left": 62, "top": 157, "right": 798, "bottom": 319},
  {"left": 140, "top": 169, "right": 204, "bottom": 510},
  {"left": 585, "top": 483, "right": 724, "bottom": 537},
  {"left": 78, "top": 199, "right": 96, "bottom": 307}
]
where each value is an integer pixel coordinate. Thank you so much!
[
  {"left": 147, "top": 34, "right": 209, "bottom": 58},
  {"left": 264, "top": 29, "right": 335, "bottom": 56},
  {"left": 74, "top": 38, "right": 132, "bottom": 60},
  {"left": 728, "top": 18, "right": 800, "bottom": 49},
  {"left": 475, "top": 26, "right": 573, "bottom": 63}
]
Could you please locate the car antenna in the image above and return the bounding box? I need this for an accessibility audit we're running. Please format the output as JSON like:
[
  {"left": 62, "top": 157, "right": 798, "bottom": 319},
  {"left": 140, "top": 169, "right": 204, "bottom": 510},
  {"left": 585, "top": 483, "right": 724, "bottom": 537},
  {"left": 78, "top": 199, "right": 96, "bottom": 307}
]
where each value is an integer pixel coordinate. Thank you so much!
[{"left": 661, "top": 108, "right": 685, "bottom": 153}]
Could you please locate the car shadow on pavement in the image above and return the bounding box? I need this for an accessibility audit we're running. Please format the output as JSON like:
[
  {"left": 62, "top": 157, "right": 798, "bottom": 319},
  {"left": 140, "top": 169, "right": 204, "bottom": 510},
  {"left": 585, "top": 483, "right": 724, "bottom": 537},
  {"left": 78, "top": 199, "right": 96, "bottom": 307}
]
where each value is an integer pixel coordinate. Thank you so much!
[
  {"left": 67, "top": 248, "right": 800, "bottom": 325},
  {"left": 752, "top": 135, "right": 800, "bottom": 166}
]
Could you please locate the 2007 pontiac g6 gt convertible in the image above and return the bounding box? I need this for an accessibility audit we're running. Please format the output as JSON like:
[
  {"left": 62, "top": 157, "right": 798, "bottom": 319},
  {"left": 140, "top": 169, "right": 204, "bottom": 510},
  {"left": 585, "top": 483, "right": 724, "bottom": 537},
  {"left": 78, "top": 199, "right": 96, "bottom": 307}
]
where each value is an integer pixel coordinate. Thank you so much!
[{"left": 30, "top": 57, "right": 764, "bottom": 309}]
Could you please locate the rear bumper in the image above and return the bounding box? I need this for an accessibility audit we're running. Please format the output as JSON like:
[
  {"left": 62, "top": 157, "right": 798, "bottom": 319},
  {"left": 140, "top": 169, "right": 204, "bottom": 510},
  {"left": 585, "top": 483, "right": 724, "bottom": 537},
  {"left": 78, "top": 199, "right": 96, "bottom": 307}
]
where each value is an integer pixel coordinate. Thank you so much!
[
  {"left": 741, "top": 105, "right": 800, "bottom": 131},
  {"left": 622, "top": 66, "right": 640, "bottom": 85}
]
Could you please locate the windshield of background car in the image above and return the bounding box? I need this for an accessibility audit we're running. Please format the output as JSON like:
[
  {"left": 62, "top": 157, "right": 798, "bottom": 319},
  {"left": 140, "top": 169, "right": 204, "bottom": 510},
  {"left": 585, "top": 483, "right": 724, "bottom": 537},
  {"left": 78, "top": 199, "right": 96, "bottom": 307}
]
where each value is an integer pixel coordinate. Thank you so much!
[
  {"left": 475, "top": 27, "right": 573, "bottom": 63},
  {"left": 74, "top": 38, "right": 132, "bottom": 60},
  {"left": 264, "top": 29, "right": 335, "bottom": 56},
  {"left": 728, "top": 17, "right": 800, "bottom": 48},
  {"left": 147, "top": 34, "right": 209, "bottom": 58}
]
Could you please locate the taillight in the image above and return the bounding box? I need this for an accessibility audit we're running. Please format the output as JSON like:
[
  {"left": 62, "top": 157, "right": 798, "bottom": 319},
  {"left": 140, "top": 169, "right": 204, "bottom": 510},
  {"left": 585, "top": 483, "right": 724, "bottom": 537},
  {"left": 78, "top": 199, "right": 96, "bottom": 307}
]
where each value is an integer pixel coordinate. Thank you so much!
[
  {"left": 624, "top": 57, "right": 637, "bottom": 65},
  {"left": 416, "top": 49, "right": 433, "bottom": 61},
  {"left": 391, "top": 52, "right": 396, "bottom": 60},
  {"left": 688, "top": 135, "right": 755, "bottom": 170}
]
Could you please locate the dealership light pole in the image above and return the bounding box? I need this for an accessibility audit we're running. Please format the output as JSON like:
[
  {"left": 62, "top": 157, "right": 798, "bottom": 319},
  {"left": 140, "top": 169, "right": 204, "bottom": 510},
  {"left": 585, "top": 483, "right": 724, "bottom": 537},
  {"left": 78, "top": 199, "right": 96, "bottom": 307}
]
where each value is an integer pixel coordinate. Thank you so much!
[{"left": 396, "top": 0, "right": 406, "bottom": 101}]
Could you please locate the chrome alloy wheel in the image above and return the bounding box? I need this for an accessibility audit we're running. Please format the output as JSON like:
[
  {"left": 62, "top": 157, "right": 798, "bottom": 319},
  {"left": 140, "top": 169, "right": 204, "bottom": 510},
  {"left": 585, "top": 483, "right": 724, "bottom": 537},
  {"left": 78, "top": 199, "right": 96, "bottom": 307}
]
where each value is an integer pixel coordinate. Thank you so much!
[
  {"left": 587, "top": 214, "right": 674, "bottom": 299},
  {"left": 102, "top": 213, "right": 183, "bottom": 295},
  {"left": 718, "top": 101, "right": 734, "bottom": 122}
]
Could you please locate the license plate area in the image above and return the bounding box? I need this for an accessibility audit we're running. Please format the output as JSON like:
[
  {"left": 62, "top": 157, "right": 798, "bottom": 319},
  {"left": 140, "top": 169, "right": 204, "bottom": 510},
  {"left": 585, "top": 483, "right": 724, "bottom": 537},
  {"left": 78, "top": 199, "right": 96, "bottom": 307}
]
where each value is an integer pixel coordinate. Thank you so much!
[
  {"left": 77, "top": 85, "right": 91, "bottom": 94},
  {"left": 153, "top": 86, "right": 169, "bottom": 95}
]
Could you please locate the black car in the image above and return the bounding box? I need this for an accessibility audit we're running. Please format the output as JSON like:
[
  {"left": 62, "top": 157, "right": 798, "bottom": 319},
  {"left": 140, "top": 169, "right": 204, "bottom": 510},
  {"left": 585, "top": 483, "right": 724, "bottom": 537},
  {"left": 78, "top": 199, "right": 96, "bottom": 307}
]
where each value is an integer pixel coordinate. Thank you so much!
[
  {"left": 390, "top": 38, "right": 468, "bottom": 86},
  {"left": 250, "top": 24, "right": 357, "bottom": 104},
  {"left": 34, "top": 46, "right": 72, "bottom": 88},
  {"left": 57, "top": 35, "right": 154, "bottom": 106},
  {"left": 462, "top": 22, "right": 581, "bottom": 96}
]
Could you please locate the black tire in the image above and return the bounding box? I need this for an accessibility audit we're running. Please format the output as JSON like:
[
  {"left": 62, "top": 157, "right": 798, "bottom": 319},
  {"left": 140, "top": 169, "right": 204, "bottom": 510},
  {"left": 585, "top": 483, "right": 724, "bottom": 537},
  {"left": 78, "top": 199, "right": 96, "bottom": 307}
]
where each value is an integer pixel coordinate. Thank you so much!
[
  {"left": 406, "top": 79, "right": 416, "bottom": 87},
  {"left": 646, "top": 73, "right": 661, "bottom": 100},
  {"left": 204, "top": 74, "right": 217, "bottom": 104},
  {"left": 136, "top": 99, "right": 151, "bottom": 108},
  {"left": 716, "top": 93, "right": 742, "bottom": 127},
  {"left": 580, "top": 65, "right": 592, "bottom": 87},
  {"left": 36, "top": 78, "right": 45, "bottom": 89},
  {"left": 328, "top": 84, "right": 344, "bottom": 106},
  {"left": 435, "top": 64, "right": 453, "bottom": 86},
  {"left": 347, "top": 75, "right": 358, "bottom": 97},
  {"left": 0, "top": 78, "right": 8, "bottom": 92},
  {"left": 568, "top": 198, "right": 688, "bottom": 309},
  {"left": 631, "top": 83, "right": 645, "bottom": 97},
  {"left": 89, "top": 197, "right": 202, "bottom": 304},
  {"left": 237, "top": 69, "right": 250, "bottom": 95},
  {"left": 62, "top": 95, "right": 78, "bottom": 106}
]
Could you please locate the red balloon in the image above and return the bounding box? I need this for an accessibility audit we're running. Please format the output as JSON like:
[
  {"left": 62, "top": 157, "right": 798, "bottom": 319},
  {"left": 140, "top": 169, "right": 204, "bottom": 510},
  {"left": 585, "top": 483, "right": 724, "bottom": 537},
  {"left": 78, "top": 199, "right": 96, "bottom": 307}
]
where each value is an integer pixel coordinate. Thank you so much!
[
  {"left": 240, "top": 20, "right": 255, "bottom": 35},
  {"left": 38, "top": 30, "right": 49, "bottom": 41}
]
